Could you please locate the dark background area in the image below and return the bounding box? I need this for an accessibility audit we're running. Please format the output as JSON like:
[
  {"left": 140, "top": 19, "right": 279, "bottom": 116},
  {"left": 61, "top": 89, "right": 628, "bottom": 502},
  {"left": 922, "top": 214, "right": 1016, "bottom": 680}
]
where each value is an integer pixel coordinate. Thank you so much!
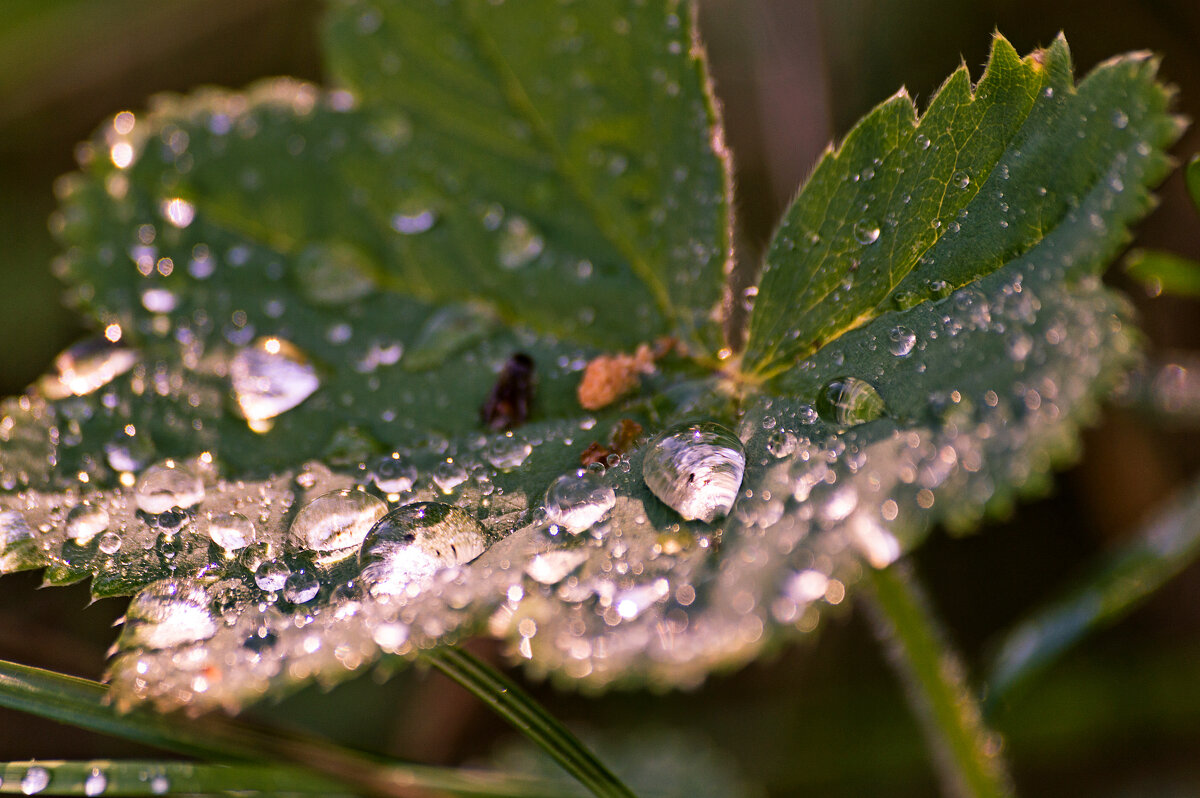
[{"left": 2, "top": 1, "right": 1200, "bottom": 795}]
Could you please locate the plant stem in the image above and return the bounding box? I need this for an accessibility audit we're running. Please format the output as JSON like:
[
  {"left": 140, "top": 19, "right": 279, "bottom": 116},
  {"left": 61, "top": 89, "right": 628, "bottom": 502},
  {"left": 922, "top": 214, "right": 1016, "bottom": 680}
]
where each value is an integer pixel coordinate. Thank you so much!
[
  {"left": 422, "top": 647, "right": 637, "bottom": 798},
  {"left": 0, "top": 658, "right": 572, "bottom": 798},
  {"left": 865, "top": 564, "right": 1014, "bottom": 798}
]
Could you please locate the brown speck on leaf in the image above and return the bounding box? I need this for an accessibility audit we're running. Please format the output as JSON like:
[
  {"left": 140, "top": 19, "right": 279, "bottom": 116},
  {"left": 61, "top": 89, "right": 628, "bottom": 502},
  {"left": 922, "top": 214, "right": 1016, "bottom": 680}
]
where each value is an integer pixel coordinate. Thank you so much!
[
  {"left": 576, "top": 338, "right": 677, "bottom": 410},
  {"left": 580, "top": 418, "right": 644, "bottom": 467},
  {"left": 481, "top": 352, "right": 535, "bottom": 430}
]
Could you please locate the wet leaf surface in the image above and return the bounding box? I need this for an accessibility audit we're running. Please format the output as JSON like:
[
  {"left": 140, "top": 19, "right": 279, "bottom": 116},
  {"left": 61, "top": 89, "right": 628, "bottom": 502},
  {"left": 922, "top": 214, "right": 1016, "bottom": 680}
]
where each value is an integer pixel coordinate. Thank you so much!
[{"left": 0, "top": 18, "right": 1182, "bottom": 715}]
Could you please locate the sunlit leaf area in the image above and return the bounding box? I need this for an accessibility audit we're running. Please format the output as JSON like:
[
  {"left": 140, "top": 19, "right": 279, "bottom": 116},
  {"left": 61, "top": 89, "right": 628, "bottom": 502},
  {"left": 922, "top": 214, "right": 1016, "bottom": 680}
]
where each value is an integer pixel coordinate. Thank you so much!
[{"left": 2, "top": 2, "right": 1200, "bottom": 797}]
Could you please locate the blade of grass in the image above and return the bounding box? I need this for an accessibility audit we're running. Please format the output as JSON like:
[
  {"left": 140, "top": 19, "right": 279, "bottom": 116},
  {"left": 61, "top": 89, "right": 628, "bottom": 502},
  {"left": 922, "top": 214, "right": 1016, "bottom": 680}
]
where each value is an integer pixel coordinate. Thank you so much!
[
  {"left": 985, "top": 477, "right": 1200, "bottom": 709},
  {"left": 422, "top": 647, "right": 637, "bottom": 798},
  {"left": 0, "top": 759, "right": 354, "bottom": 796},
  {"left": 0, "top": 658, "right": 575, "bottom": 798},
  {"left": 865, "top": 564, "right": 1013, "bottom": 798}
]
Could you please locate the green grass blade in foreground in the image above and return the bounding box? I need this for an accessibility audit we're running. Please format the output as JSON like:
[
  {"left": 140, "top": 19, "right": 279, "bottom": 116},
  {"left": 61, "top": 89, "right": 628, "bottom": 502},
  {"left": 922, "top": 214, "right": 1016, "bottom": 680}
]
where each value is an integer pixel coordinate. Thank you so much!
[
  {"left": 1125, "top": 249, "right": 1200, "bottom": 297},
  {"left": 866, "top": 565, "right": 1013, "bottom": 798},
  {"left": 424, "top": 647, "right": 637, "bottom": 798},
  {"left": 323, "top": 0, "right": 733, "bottom": 353},
  {"left": 744, "top": 33, "right": 1180, "bottom": 378},
  {"left": 0, "top": 760, "right": 352, "bottom": 797},
  {"left": 985, "top": 477, "right": 1200, "bottom": 708},
  {"left": 0, "top": 659, "right": 572, "bottom": 798}
]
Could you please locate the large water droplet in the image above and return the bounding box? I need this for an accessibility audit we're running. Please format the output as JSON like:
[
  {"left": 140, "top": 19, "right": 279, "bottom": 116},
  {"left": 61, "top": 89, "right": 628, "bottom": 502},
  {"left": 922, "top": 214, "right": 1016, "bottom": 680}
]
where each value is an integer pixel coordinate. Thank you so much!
[
  {"left": 642, "top": 422, "right": 745, "bottom": 523},
  {"left": 123, "top": 580, "right": 217, "bottom": 649},
  {"left": 432, "top": 460, "right": 468, "bottom": 494},
  {"left": 359, "top": 503, "right": 487, "bottom": 595},
  {"left": 289, "top": 489, "right": 387, "bottom": 556},
  {"left": 205, "top": 512, "right": 256, "bottom": 552},
  {"left": 497, "top": 216, "right": 544, "bottom": 269},
  {"left": 66, "top": 503, "right": 110, "bottom": 545},
  {"left": 230, "top": 337, "right": 320, "bottom": 430},
  {"left": 98, "top": 531, "right": 122, "bottom": 555},
  {"left": 887, "top": 325, "right": 916, "bottom": 357},
  {"left": 294, "top": 242, "right": 377, "bottom": 305},
  {"left": 853, "top": 220, "right": 880, "bottom": 245},
  {"left": 20, "top": 766, "right": 50, "bottom": 795},
  {"left": 952, "top": 170, "right": 970, "bottom": 189},
  {"left": 41, "top": 338, "right": 137, "bottom": 398},
  {"left": 816, "top": 377, "right": 886, "bottom": 426},
  {"left": 134, "top": 462, "right": 204, "bottom": 515},
  {"left": 543, "top": 471, "right": 616, "bottom": 534}
]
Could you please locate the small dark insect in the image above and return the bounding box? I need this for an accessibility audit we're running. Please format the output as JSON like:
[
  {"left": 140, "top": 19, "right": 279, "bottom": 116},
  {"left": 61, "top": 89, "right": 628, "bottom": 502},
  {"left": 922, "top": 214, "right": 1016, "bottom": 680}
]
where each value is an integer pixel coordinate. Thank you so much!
[{"left": 481, "top": 352, "right": 536, "bottom": 430}]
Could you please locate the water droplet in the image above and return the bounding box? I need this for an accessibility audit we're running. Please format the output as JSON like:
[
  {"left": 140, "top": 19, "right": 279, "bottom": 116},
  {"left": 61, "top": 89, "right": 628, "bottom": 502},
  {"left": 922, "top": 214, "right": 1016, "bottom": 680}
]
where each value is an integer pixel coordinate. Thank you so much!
[
  {"left": 642, "top": 422, "right": 745, "bottom": 523},
  {"left": 98, "top": 531, "right": 122, "bottom": 555},
  {"left": 816, "top": 377, "right": 886, "bottom": 426},
  {"left": 1112, "top": 110, "right": 1129, "bottom": 129},
  {"left": 161, "top": 197, "right": 195, "bottom": 228},
  {"left": 371, "top": 455, "right": 418, "bottom": 494},
  {"left": 359, "top": 503, "right": 487, "bottom": 595},
  {"left": 255, "top": 559, "right": 290, "bottom": 591},
  {"left": 497, "top": 216, "right": 544, "bottom": 269},
  {"left": 230, "top": 337, "right": 320, "bottom": 429},
  {"left": 20, "top": 767, "right": 50, "bottom": 795},
  {"left": 206, "top": 512, "right": 256, "bottom": 552},
  {"left": 887, "top": 325, "right": 916, "bottom": 357},
  {"left": 543, "top": 471, "right": 616, "bottom": 534},
  {"left": 41, "top": 338, "right": 137, "bottom": 398},
  {"left": 485, "top": 435, "right": 533, "bottom": 470},
  {"left": 391, "top": 203, "right": 438, "bottom": 234},
  {"left": 432, "top": 460, "right": 468, "bottom": 494},
  {"left": 83, "top": 769, "right": 107, "bottom": 797},
  {"left": 282, "top": 568, "right": 320, "bottom": 603},
  {"left": 134, "top": 462, "right": 204, "bottom": 515},
  {"left": 952, "top": 171, "right": 970, "bottom": 189},
  {"left": 766, "top": 430, "right": 798, "bottom": 459},
  {"left": 853, "top": 220, "right": 880, "bottom": 245},
  {"left": 150, "top": 775, "right": 170, "bottom": 795},
  {"left": 289, "top": 489, "right": 387, "bottom": 555},
  {"left": 123, "top": 580, "right": 217, "bottom": 649},
  {"left": 294, "top": 242, "right": 377, "bottom": 305},
  {"left": 915, "top": 133, "right": 931, "bottom": 150},
  {"left": 105, "top": 429, "right": 153, "bottom": 473},
  {"left": 66, "top": 503, "right": 110, "bottom": 545}
]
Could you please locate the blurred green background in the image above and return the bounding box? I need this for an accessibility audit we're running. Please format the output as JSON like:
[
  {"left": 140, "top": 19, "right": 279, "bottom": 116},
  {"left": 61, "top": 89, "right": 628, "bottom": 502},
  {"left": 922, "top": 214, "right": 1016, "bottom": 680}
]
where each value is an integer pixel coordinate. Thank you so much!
[{"left": 2, "top": 1, "right": 1200, "bottom": 795}]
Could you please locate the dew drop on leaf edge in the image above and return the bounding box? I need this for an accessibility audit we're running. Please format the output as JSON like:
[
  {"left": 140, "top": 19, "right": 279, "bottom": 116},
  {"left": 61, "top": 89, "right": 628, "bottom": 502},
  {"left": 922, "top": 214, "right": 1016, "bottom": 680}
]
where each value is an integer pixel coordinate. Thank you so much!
[{"left": 642, "top": 421, "right": 746, "bottom": 524}]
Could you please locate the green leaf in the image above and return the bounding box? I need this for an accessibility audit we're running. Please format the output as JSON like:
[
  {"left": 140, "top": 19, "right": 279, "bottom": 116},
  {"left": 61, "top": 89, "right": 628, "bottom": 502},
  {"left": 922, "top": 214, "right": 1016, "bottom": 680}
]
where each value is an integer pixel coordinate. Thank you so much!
[
  {"left": 0, "top": 25, "right": 1181, "bottom": 716},
  {"left": 1125, "top": 249, "right": 1200, "bottom": 297},
  {"left": 743, "top": 33, "right": 1179, "bottom": 378},
  {"left": 984, "top": 477, "right": 1200, "bottom": 706},
  {"left": 0, "top": 761, "right": 354, "bottom": 797}
]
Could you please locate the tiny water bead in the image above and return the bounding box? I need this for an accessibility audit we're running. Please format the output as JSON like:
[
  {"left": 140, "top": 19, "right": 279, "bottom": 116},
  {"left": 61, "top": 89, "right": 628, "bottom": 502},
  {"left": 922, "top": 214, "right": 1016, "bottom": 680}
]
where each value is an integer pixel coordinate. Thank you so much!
[
  {"left": 254, "top": 559, "right": 290, "bottom": 592},
  {"left": 497, "top": 215, "right": 545, "bottom": 269},
  {"left": 83, "top": 769, "right": 107, "bottom": 797},
  {"left": 358, "top": 503, "right": 487, "bottom": 595},
  {"left": 294, "top": 241, "right": 377, "bottom": 305},
  {"left": 134, "top": 462, "right": 204, "bottom": 515},
  {"left": 205, "top": 511, "right": 256, "bottom": 552},
  {"left": 288, "top": 489, "right": 387, "bottom": 554},
  {"left": 432, "top": 460, "right": 469, "bottom": 494},
  {"left": 283, "top": 568, "right": 321, "bottom": 603},
  {"left": 230, "top": 337, "right": 320, "bottom": 431},
  {"left": 65, "top": 503, "right": 110, "bottom": 545},
  {"left": 887, "top": 325, "right": 917, "bottom": 357},
  {"left": 816, "top": 377, "right": 886, "bottom": 427},
  {"left": 642, "top": 421, "right": 745, "bottom": 523},
  {"left": 371, "top": 454, "right": 418, "bottom": 494},
  {"left": 542, "top": 471, "right": 616, "bottom": 534},
  {"left": 853, "top": 219, "right": 881, "bottom": 245},
  {"left": 952, "top": 170, "right": 971, "bottom": 189},
  {"left": 41, "top": 337, "right": 137, "bottom": 399},
  {"left": 485, "top": 435, "right": 532, "bottom": 470},
  {"left": 20, "top": 766, "right": 50, "bottom": 795},
  {"left": 98, "top": 531, "right": 123, "bottom": 555},
  {"left": 122, "top": 580, "right": 217, "bottom": 649}
]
